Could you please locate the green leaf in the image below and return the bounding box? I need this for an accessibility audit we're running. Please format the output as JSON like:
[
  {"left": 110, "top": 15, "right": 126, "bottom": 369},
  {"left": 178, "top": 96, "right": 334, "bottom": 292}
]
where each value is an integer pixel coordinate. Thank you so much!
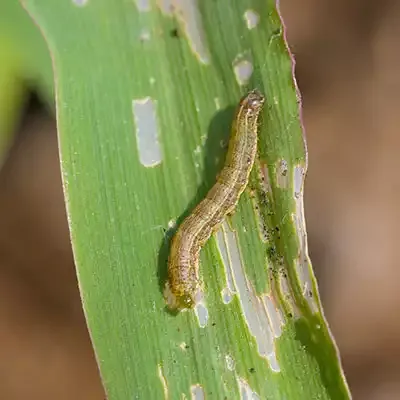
[
  {"left": 0, "top": 43, "right": 24, "bottom": 165},
  {"left": 22, "top": 0, "right": 351, "bottom": 399},
  {"left": 0, "top": 0, "right": 53, "bottom": 103},
  {"left": 0, "top": 0, "right": 53, "bottom": 164}
]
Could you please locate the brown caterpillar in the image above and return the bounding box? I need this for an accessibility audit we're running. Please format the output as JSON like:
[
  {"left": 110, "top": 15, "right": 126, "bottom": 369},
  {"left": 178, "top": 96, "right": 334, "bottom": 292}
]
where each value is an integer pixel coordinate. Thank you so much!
[{"left": 164, "top": 90, "right": 265, "bottom": 311}]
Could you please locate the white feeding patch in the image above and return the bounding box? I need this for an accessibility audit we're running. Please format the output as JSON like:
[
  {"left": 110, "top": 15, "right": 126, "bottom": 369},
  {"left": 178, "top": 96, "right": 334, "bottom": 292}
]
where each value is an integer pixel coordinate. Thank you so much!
[
  {"left": 216, "top": 221, "right": 281, "bottom": 372},
  {"left": 233, "top": 59, "right": 254, "bottom": 86},
  {"left": 157, "top": 0, "right": 210, "bottom": 64},
  {"left": 244, "top": 9, "right": 260, "bottom": 30},
  {"left": 132, "top": 97, "right": 162, "bottom": 167}
]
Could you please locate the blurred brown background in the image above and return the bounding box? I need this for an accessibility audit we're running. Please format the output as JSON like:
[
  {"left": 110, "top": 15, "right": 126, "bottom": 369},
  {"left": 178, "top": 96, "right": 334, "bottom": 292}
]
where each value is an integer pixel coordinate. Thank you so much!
[{"left": 1, "top": 0, "right": 400, "bottom": 398}]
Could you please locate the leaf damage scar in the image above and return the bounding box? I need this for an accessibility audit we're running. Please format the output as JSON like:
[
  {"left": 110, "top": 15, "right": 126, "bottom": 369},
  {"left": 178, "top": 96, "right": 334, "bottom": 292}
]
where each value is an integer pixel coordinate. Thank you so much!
[{"left": 164, "top": 90, "right": 265, "bottom": 311}]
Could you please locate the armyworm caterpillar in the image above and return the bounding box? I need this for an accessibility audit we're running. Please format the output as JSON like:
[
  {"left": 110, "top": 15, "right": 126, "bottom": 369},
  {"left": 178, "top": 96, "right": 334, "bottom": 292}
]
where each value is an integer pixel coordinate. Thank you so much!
[{"left": 164, "top": 90, "right": 265, "bottom": 311}]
